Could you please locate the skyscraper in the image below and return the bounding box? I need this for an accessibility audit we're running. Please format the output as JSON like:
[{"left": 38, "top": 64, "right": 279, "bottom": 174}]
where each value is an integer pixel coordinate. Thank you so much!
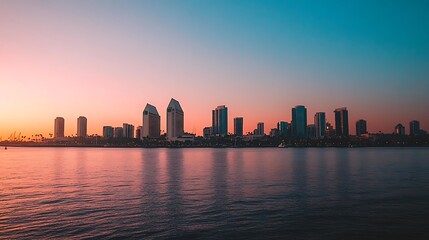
[
  {"left": 334, "top": 107, "right": 349, "bottom": 137},
  {"left": 54, "top": 117, "right": 65, "bottom": 139},
  {"left": 356, "top": 119, "right": 367, "bottom": 136},
  {"left": 136, "top": 126, "right": 143, "bottom": 140},
  {"left": 212, "top": 105, "right": 228, "bottom": 136},
  {"left": 123, "top": 123, "right": 134, "bottom": 139},
  {"left": 143, "top": 103, "right": 160, "bottom": 138},
  {"left": 292, "top": 105, "right": 307, "bottom": 138},
  {"left": 114, "top": 127, "right": 123, "bottom": 138},
  {"left": 103, "top": 126, "right": 114, "bottom": 138},
  {"left": 257, "top": 122, "right": 264, "bottom": 136},
  {"left": 395, "top": 124, "right": 405, "bottom": 135},
  {"left": 234, "top": 117, "right": 243, "bottom": 136},
  {"left": 77, "top": 116, "right": 87, "bottom": 138},
  {"left": 277, "top": 121, "right": 289, "bottom": 137},
  {"left": 409, "top": 120, "right": 420, "bottom": 136},
  {"left": 314, "top": 112, "right": 326, "bottom": 139},
  {"left": 167, "top": 98, "right": 184, "bottom": 140}
]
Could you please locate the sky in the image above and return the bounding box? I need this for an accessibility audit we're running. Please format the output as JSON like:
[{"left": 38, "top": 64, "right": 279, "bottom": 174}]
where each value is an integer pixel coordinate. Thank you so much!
[{"left": 1, "top": 0, "right": 428, "bottom": 138}]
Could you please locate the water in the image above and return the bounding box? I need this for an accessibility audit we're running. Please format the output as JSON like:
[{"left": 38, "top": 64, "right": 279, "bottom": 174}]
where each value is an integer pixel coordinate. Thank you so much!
[{"left": 1, "top": 147, "right": 429, "bottom": 239}]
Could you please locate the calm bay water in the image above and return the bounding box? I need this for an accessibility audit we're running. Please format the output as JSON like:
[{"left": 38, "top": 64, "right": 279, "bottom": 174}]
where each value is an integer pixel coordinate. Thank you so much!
[{"left": 1, "top": 147, "right": 429, "bottom": 239}]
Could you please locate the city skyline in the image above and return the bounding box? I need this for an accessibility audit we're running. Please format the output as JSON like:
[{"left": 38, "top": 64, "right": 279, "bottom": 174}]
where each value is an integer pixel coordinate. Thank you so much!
[{"left": 1, "top": 1, "right": 428, "bottom": 138}]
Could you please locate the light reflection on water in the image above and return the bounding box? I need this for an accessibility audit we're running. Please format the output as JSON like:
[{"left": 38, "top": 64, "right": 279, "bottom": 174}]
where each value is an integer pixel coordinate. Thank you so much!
[{"left": 1, "top": 147, "right": 429, "bottom": 239}]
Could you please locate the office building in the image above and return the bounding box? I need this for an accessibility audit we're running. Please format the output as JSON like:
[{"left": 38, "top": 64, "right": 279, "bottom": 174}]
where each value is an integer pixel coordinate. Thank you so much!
[
  {"left": 257, "top": 122, "right": 264, "bottom": 136},
  {"left": 103, "top": 126, "right": 114, "bottom": 138},
  {"left": 334, "top": 107, "right": 349, "bottom": 137},
  {"left": 409, "top": 120, "right": 420, "bottom": 136},
  {"left": 277, "top": 121, "right": 289, "bottom": 137},
  {"left": 167, "top": 98, "right": 184, "bottom": 139},
  {"left": 203, "top": 127, "right": 212, "bottom": 138},
  {"left": 395, "top": 124, "right": 405, "bottom": 135},
  {"left": 114, "top": 127, "right": 123, "bottom": 138},
  {"left": 307, "top": 124, "right": 316, "bottom": 139},
  {"left": 314, "top": 112, "right": 326, "bottom": 139},
  {"left": 292, "top": 105, "right": 307, "bottom": 138},
  {"left": 123, "top": 123, "right": 134, "bottom": 139},
  {"left": 143, "top": 103, "right": 160, "bottom": 138},
  {"left": 136, "top": 126, "right": 143, "bottom": 140},
  {"left": 77, "top": 116, "right": 87, "bottom": 138},
  {"left": 356, "top": 119, "right": 367, "bottom": 136},
  {"left": 212, "top": 105, "right": 228, "bottom": 136},
  {"left": 234, "top": 117, "right": 244, "bottom": 136},
  {"left": 54, "top": 117, "right": 65, "bottom": 139},
  {"left": 270, "top": 128, "right": 280, "bottom": 137}
]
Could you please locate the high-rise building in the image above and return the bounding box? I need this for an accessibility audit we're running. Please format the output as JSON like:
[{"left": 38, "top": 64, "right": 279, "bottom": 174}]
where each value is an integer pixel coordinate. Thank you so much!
[
  {"left": 292, "top": 105, "right": 307, "bottom": 138},
  {"left": 123, "top": 123, "right": 134, "bottom": 139},
  {"left": 77, "top": 116, "right": 87, "bottom": 138},
  {"left": 136, "top": 126, "right": 143, "bottom": 140},
  {"left": 326, "top": 122, "right": 334, "bottom": 137},
  {"left": 409, "top": 120, "right": 420, "bottom": 136},
  {"left": 257, "top": 122, "right": 265, "bottom": 136},
  {"left": 143, "top": 104, "right": 160, "bottom": 138},
  {"left": 314, "top": 112, "right": 326, "bottom": 139},
  {"left": 270, "top": 128, "right": 280, "bottom": 137},
  {"left": 395, "top": 124, "right": 405, "bottom": 135},
  {"left": 234, "top": 117, "right": 243, "bottom": 136},
  {"left": 334, "top": 107, "right": 349, "bottom": 137},
  {"left": 103, "top": 126, "right": 114, "bottom": 138},
  {"left": 277, "top": 121, "right": 289, "bottom": 137},
  {"left": 356, "top": 119, "right": 367, "bottom": 136},
  {"left": 212, "top": 105, "right": 228, "bottom": 136},
  {"left": 167, "top": 98, "right": 184, "bottom": 140},
  {"left": 307, "top": 124, "right": 316, "bottom": 139},
  {"left": 54, "top": 117, "right": 65, "bottom": 139},
  {"left": 114, "top": 127, "right": 123, "bottom": 138}
]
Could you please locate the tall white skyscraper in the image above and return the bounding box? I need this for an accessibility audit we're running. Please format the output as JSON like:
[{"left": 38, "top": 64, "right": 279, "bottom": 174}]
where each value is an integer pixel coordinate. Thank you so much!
[
  {"left": 142, "top": 104, "right": 160, "bottom": 138},
  {"left": 54, "top": 117, "right": 65, "bottom": 139},
  {"left": 166, "top": 98, "right": 184, "bottom": 140},
  {"left": 77, "top": 116, "right": 87, "bottom": 137}
]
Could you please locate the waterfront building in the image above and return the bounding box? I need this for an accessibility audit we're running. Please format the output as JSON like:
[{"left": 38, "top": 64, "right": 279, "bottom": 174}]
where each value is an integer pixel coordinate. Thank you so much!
[
  {"left": 77, "top": 116, "right": 87, "bottom": 138},
  {"left": 395, "top": 124, "right": 405, "bottom": 135},
  {"left": 314, "top": 112, "right": 326, "bottom": 139},
  {"left": 203, "top": 127, "right": 212, "bottom": 138},
  {"left": 54, "top": 117, "right": 65, "bottom": 139},
  {"left": 292, "top": 105, "right": 307, "bottom": 138},
  {"left": 326, "top": 122, "right": 335, "bottom": 137},
  {"left": 277, "top": 121, "right": 289, "bottom": 137},
  {"left": 234, "top": 117, "right": 244, "bottom": 136},
  {"left": 307, "top": 124, "right": 316, "bottom": 139},
  {"left": 212, "top": 105, "right": 228, "bottom": 136},
  {"left": 167, "top": 98, "right": 184, "bottom": 140},
  {"left": 256, "top": 122, "right": 265, "bottom": 136},
  {"left": 143, "top": 103, "right": 160, "bottom": 138},
  {"left": 356, "top": 119, "right": 367, "bottom": 136},
  {"left": 103, "top": 126, "right": 114, "bottom": 138},
  {"left": 409, "top": 120, "right": 420, "bottom": 136},
  {"left": 114, "top": 127, "right": 123, "bottom": 138},
  {"left": 334, "top": 107, "right": 349, "bottom": 137},
  {"left": 136, "top": 126, "right": 143, "bottom": 140},
  {"left": 270, "top": 128, "right": 280, "bottom": 137},
  {"left": 123, "top": 123, "right": 135, "bottom": 139}
]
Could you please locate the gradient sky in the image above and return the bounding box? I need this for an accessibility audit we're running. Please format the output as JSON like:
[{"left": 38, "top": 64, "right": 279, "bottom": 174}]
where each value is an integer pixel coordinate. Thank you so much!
[{"left": 1, "top": 0, "right": 428, "bottom": 138}]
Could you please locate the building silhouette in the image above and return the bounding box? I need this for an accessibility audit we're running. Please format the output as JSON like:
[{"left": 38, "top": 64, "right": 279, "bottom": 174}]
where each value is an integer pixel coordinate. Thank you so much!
[
  {"left": 356, "top": 119, "right": 367, "bottom": 136},
  {"left": 257, "top": 122, "right": 265, "bottom": 136},
  {"left": 212, "top": 105, "right": 228, "bottom": 136},
  {"left": 334, "top": 107, "right": 349, "bottom": 137},
  {"left": 234, "top": 117, "right": 243, "bottom": 136},
  {"left": 409, "top": 120, "right": 420, "bottom": 136},
  {"left": 54, "top": 117, "right": 65, "bottom": 139},
  {"left": 395, "top": 124, "right": 405, "bottom": 135},
  {"left": 314, "top": 112, "right": 326, "bottom": 139},
  {"left": 114, "top": 127, "right": 123, "bottom": 138},
  {"left": 203, "top": 127, "right": 212, "bottom": 138},
  {"left": 292, "top": 105, "right": 307, "bottom": 138},
  {"left": 143, "top": 104, "right": 160, "bottom": 138},
  {"left": 123, "top": 123, "right": 134, "bottom": 139},
  {"left": 307, "top": 124, "right": 316, "bottom": 139},
  {"left": 277, "top": 121, "right": 289, "bottom": 137},
  {"left": 77, "top": 116, "right": 87, "bottom": 138},
  {"left": 103, "top": 126, "right": 114, "bottom": 138},
  {"left": 136, "top": 126, "right": 143, "bottom": 140},
  {"left": 167, "top": 98, "right": 184, "bottom": 140}
]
